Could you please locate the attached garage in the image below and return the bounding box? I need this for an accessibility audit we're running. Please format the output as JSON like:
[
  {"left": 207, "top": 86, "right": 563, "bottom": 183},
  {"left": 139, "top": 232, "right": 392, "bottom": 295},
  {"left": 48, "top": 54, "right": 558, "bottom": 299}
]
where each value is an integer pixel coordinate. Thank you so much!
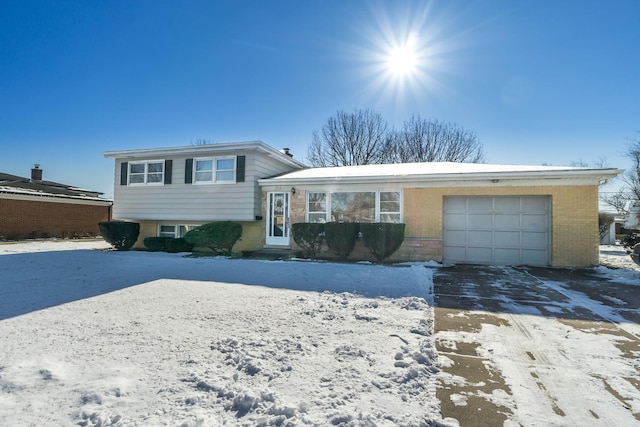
[
  {"left": 259, "top": 161, "right": 623, "bottom": 267},
  {"left": 443, "top": 196, "right": 550, "bottom": 266}
]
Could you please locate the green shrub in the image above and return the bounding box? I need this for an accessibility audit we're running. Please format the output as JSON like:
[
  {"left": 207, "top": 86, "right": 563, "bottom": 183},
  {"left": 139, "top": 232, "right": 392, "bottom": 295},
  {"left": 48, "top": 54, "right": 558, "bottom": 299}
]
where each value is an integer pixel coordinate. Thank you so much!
[
  {"left": 324, "top": 222, "right": 360, "bottom": 260},
  {"left": 144, "top": 237, "right": 170, "bottom": 251},
  {"left": 292, "top": 223, "right": 325, "bottom": 259},
  {"left": 143, "top": 236, "right": 193, "bottom": 253},
  {"left": 99, "top": 221, "right": 140, "bottom": 251},
  {"left": 360, "top": 223, "right": 406, "bottom": 263},
  {"left": 165, "top": 237, "right": 194, "bottom": 253},
  {"left": 184, "top": 222, "right": 242, "bottom": 255}
]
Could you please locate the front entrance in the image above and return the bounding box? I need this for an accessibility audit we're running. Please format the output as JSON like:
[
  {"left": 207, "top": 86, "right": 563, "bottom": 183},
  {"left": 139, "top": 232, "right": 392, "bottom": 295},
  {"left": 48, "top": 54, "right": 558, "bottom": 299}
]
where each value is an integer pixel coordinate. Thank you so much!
[{"left": 266, "top": 192, "right": 290, "bottom": 246}]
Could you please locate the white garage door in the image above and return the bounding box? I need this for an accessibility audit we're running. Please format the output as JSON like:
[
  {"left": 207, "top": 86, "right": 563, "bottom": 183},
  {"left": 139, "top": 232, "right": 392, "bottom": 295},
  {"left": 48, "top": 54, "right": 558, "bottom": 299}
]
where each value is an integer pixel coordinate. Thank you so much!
[{"left": 443, "top": 196, "right": 550, "bottom": 266}]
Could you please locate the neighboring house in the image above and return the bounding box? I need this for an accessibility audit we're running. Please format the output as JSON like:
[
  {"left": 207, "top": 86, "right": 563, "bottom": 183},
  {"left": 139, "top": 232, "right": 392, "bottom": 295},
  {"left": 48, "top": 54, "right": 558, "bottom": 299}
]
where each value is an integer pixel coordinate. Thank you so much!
[
  {"left": 258, "top": 162, "right": 622, "bottom": 268},
  {"left": 104, "top": 141, "right": 622, "bottom": 268},
  {"left": 0, "top": 165, "right": 112, "bottom": 240},
  {"left": 102, "top": 141, "right": 306, "bottom": 250}
]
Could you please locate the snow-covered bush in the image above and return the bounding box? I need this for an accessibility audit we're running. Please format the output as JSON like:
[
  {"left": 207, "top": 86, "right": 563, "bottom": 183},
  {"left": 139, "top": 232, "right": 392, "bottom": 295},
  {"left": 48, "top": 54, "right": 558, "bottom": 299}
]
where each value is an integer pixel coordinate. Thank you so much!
[
  {"left": 360, "top": 223, "right": 406, "bottom": 263},
  {"left": 98, "top": 221, "right": 140, "bottom": 251},
  {"left": 292, "top": 223, "right": 325, "bottom": 259},
  {"left": 184, "top": 222, "right": 242, "bottom": 255},
  {"left": 598, "top": 212, "right": 615, "bottom": 241},
  {"left": 324, "top": 222, "right": 360, "bottom": 260}
]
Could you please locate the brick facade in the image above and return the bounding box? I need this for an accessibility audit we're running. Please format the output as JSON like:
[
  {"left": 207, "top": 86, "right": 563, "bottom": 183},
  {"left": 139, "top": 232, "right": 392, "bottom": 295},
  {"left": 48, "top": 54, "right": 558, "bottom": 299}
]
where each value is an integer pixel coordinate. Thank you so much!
[
  {"left": 0, "top": 196, "right": 111, "bottom": 240},
  {"left": 272, "top": 185, "right": 600, "bottom": 267}
]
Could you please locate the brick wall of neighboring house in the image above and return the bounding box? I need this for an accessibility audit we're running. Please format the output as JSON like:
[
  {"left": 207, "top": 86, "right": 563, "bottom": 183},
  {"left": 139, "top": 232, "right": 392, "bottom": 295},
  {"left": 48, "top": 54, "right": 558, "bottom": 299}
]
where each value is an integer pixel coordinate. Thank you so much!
[{"left": 0, "top": 196, "right": 111, "bottom": 240}]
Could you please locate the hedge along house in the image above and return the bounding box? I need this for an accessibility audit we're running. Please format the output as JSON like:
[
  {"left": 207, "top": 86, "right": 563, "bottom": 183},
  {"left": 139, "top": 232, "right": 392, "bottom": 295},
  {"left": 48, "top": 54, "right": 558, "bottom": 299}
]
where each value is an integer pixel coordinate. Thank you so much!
[
  {"left": 102, "top": 141, "right": 305, "bottom": 250},
  {"left": 0, "top": 165, "right": 112, "bottom": 240},
  {"left": 258, "top": 162, "right": 622, "bottom": 267}
]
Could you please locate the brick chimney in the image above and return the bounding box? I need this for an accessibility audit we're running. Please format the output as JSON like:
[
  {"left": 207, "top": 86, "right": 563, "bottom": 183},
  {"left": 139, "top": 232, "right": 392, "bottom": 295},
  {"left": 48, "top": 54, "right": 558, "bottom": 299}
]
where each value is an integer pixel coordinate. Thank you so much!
[{"left": 31, "top": 164, "right": 43, "bottom": 181}]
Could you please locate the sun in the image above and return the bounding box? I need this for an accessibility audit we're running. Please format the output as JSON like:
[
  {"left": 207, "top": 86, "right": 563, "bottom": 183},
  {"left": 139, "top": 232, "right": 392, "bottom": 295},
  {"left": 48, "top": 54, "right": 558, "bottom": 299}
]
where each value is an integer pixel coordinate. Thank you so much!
[{"left": 387, "top": 41, "right": 418, "bottom": 77}]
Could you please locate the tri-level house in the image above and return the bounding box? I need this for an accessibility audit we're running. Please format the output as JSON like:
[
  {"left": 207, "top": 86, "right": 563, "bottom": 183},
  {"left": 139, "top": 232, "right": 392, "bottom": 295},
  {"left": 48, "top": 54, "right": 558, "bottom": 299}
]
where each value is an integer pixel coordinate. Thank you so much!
[
  {"left": 104, "top": 141, "right": 622, "bottom": 267},
  {"left": 102, "top": 141, "right": 305, "bottom": 251}
]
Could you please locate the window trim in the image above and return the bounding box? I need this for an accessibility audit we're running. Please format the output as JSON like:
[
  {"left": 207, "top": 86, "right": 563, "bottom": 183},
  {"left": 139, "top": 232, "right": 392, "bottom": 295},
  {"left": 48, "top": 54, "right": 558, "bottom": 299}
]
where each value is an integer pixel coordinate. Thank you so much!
[
  {"left": 128, "top": 160, "right": 165, "bottom": 186},
  {"left": 305, "top": 190, "right": 403, "bottom": 223},
  {"left": 192, "top": 156, "right": 237, "bottom": 184}
]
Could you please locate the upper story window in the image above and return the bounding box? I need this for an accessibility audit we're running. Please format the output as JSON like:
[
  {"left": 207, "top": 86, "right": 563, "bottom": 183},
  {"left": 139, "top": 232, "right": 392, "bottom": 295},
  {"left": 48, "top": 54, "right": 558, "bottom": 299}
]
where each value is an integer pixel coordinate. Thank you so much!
[
  {"left": 193, "top": 157, "right": 236, "bottom": 184},
  {"left": 306, "top": 191, "right": 402, "bottom": 223},
  {"left": 129, "top": 161, "right": 164, "bottom": 185}
]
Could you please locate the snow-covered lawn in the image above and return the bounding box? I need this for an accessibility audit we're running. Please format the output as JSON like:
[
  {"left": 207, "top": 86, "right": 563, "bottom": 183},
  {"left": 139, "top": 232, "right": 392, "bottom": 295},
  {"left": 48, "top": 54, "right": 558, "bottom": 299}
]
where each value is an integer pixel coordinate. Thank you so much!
[
  {"left": 0, "top": 240, "right": 438, "bottom": 426},
  {"left": 1, "top": 240, "right": 638, "bottom": 426}
]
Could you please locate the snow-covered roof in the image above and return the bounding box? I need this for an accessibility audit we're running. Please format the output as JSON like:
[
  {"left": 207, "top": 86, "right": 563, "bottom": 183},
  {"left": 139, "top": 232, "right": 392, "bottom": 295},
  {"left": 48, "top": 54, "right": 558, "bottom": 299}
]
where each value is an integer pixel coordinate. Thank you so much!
[{"left": 259, "top": 162, "right": 623, "bottom": 186}]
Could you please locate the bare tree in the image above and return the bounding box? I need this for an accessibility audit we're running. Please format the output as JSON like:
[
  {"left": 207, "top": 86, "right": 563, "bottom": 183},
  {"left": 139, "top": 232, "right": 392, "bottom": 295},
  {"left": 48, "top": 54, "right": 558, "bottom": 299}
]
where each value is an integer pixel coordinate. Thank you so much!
[
  {"left": 600, "top": 133, "right": 640, "bottom": 215},
  {"left": 307, "top": 109, "right": 388, "bottom": 167},
  {"left": 383, "top": 116, "right": 485, "bottom": 163}
]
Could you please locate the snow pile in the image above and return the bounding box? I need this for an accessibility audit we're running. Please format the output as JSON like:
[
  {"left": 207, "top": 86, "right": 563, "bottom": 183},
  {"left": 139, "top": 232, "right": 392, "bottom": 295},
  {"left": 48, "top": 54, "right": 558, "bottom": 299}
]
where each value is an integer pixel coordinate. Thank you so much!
[{"left": 0, "top": 240, "right": 440, "bottom": 426}]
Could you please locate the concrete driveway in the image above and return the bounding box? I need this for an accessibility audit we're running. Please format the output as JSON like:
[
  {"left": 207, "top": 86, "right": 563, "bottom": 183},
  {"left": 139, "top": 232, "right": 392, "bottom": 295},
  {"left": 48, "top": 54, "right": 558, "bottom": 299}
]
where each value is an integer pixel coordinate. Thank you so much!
[{"left": 432, "top": 265, "right": 640, "bottom": 426}]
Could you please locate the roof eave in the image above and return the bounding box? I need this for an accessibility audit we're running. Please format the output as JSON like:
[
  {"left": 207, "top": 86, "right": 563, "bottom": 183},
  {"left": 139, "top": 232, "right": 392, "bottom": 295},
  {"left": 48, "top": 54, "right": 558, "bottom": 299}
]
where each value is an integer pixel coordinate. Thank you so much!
[
  {"left": 258, "top": 168, "right": 624, "bottom": 187},
  {"left": 103, "top": 141, "right": 307, "bottom": 169}
]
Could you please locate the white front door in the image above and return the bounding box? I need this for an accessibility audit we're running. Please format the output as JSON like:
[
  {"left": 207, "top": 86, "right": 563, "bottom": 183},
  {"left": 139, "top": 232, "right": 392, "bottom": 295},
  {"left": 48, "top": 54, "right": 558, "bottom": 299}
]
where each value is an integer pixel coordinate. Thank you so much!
[{"left": 266, "top": 192, "right": 290, "bottom": 246}]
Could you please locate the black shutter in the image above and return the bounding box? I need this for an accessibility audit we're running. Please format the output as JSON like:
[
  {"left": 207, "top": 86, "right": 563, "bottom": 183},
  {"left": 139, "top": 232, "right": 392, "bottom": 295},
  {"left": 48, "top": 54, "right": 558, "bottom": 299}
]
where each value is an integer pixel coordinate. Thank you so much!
[
  {"left": 164, "top": 160, "right": 172, "bottom": 184},
  {"left": 185, "top": 158, "right": 193, "bottom": 184},
  {"left": 120, "top": 162, "right": 128, "bottom": 185},
  {"left": 236, "top": 155, "right": 245, "bottom": 183}
]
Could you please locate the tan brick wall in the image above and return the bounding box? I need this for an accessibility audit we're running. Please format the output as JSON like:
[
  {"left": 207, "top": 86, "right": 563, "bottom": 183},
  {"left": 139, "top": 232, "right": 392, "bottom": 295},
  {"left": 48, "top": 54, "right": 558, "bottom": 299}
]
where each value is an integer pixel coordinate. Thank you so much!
[
  {"left": 403, "top": 185, "right": 599, "bottom": 267},
  {"left": 0, "top": 198, "right": 110, "bottom": 240}
]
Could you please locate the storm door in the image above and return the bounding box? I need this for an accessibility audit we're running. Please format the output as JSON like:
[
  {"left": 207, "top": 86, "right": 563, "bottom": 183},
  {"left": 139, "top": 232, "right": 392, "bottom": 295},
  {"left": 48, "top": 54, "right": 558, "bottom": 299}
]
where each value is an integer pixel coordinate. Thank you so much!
[{"left": 266, "top": 192, "right": 290, "bottom": 246}]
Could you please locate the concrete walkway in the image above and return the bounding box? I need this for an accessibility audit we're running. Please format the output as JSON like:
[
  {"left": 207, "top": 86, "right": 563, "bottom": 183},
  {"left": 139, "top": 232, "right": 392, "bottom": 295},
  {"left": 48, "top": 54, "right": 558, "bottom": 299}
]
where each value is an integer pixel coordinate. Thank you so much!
[{"left": 432, "top": 265, "right": 640, "bottom": 426}]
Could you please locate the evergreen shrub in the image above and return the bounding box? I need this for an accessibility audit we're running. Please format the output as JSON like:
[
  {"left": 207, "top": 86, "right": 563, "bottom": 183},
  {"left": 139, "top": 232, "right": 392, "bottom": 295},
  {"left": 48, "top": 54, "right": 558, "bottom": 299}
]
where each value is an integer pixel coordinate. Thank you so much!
[
  {"left": 185, "top": 222, "right": 242, "bottom": 255},
  {"left": 324, "top": 222, "right": 360, "bottom": 260},
  {"left": 292, "top": 223, "right": 325, "bottom": 259},
  {"left": 143, "top": 237, "right": 193, "bottom": 253},
  {"left": 360, "top": 223, "right": 406, "bottom": 263},
  {"left": 144, "top": 237, "right": 170, "bottom": 251},
  {"left": 99, "top": 221, "right": 140, "bottom": 251}
]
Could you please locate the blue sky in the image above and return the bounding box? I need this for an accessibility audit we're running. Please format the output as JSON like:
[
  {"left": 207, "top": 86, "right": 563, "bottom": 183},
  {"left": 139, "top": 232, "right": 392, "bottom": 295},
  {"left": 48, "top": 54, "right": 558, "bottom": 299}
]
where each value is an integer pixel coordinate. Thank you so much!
[{"left": 1, "top": 0, "right": 638, "bottom": 198}]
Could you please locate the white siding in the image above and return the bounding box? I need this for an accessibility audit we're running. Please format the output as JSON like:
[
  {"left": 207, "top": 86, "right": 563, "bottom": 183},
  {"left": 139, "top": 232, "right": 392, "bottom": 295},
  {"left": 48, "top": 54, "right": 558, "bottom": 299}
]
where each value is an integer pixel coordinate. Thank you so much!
[{"left": 112, "top": 151, "right": 297, "bottom": 222}]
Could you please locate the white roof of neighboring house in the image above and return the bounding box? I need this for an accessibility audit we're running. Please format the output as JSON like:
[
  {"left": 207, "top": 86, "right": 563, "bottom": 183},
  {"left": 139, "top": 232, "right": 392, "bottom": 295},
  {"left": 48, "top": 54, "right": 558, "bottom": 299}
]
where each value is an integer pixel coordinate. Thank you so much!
[
  {"left": 103, "top": 140, "right": 306, "bottom": 169},
  {"left": 259, "top": 162, "right": 623, "bottom": 186}
]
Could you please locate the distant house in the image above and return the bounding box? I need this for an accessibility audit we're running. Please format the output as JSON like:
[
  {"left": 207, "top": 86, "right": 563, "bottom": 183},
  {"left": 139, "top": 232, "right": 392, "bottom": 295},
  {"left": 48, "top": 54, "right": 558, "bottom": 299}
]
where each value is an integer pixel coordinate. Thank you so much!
[
  {"left": 0, "top": 165, "right": 112, "bottom": 240},
  {"left": 104, "top": 141, "right": 622, "bottom": 267}
]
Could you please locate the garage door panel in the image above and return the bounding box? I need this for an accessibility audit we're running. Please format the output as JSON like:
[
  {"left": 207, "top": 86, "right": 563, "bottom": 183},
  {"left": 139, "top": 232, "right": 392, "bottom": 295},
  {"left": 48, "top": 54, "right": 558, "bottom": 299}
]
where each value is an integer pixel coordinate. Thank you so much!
[
  {"left": 495, "top": 197, "right": 520, "bottom": 210},
  {"left": 495, "top": 214, "right": 520, "bottom": 228},
  {"left": 522, "top": 249, "right": 548, "bottom": 265},
  {"left": 468, "top": 230, "right": 492, "bottom": 245},
  {"left": 495, "top": 231, "right": 521, "bottom": 246},
  {"left": 523, "top": 231, "right": 548, "bottom": 248},
  {"left": 495, "top": 248, "right": 522, "bottom": 264},
  {"left": 446, "top": 197, "right": 467, "bottom": 210},
  {"left": 522, "top": 214, "right": 547, "bottom": 230},
  {"left": 443, "top": 196, "right": 549, "bottom": 266},
  {"left": 443, "top": 246, "right": 467, "bottom": 261},
  {"left": 444, "top": 230, "right": 467, "bottom": 245},
  {"left": 467, "top": 247, "right": 493, "bottom": 262},
  {"left": 444, "top": 213, "right": 467, "bottom": 228},
  {"left": 468, "top": 214, "right": 493, "bottom": 228},
  {"left": 522, "top": 196, "right": 548, "bottom": 210},
  {"left": 468, "top": 198, "right": 492, "bottom": 210}
]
